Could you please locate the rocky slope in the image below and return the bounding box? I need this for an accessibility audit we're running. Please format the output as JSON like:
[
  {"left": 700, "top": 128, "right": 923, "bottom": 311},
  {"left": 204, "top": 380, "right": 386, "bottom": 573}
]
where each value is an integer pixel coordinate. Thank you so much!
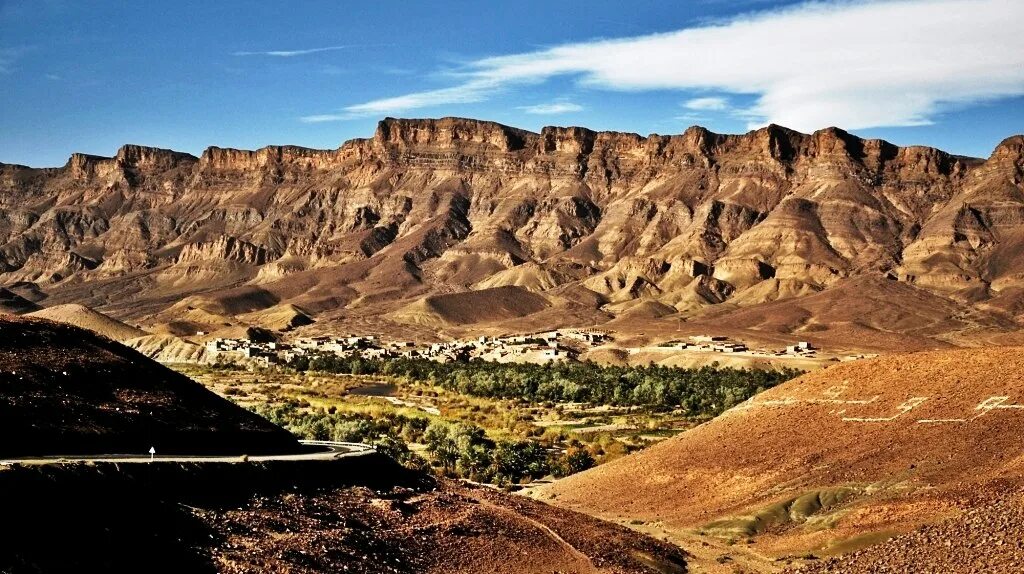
[
  {"left": 2, "top": 118, "right": 1023, "bottom": 344},
  {"left": 0, "top": 457, "right": 688, "bottom": 574},
  {"left": 790, "top": 485, "right": 1024, "bottom": 573},
  {"left": 532, "top": 346, "right": 1024, "bottom": 571},
  {"left": 0, "top": 315, "right": 299, "bottom": 456}
]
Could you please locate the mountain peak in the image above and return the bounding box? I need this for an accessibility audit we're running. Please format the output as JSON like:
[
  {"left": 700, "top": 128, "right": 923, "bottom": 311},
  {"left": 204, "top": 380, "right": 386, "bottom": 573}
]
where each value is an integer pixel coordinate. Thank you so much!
[
  {"left": 373, "top": 117, "right": 535, "bottom": 152},
  {"left": 991, "top": 134, "right": 1024, "bottom": 162}
]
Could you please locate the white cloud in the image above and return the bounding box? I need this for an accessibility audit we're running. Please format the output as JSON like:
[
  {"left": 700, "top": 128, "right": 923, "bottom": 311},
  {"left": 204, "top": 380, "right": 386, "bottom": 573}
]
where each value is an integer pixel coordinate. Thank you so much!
[
  {"left": 233, "top": 45, "right": 374, "bottom": 57},
  {"left": 343, "top": 77, "right": 503, "bottom": 116},
  {"left": 332, "top": 0, "right": 1024, "bottom": 131},
  {"left": 518, "top": 101, "right": 584, "bottom": 114},
  {"left": 683, "top": 97, "right": 728, "bottom": 111},
  {"left": 300, "top": 113, "right": 356, "bottom": 123}
]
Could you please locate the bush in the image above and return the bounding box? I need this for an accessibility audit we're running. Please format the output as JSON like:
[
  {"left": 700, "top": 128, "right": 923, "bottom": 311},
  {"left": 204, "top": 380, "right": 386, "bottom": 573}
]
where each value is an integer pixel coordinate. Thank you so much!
[{"left": 554, "top": 447, "right": 595, "bottom": 477}]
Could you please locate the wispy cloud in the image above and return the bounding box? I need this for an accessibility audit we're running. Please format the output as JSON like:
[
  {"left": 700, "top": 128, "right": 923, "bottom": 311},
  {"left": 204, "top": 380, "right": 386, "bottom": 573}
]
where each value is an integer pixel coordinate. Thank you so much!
[
  {"left": 300, "top": 113, "right": 356, "bottom": 123},
  {"left": 517, "top": 101, "right": 584, "bottom": 114},
  {"left": 683, "top": 96, "right": 729, "bottom": 111},
  {"left": 676, "top": 113, "right": 709, "bottom": 124},
  {"left": 233, "top": 45, "right": 384, "bottom": 57},
  {"left": 300, "top": 78, "right": 500, "bottom": 123},
  {"left": 0, "top": 46, "right": 30, "bottom": 74},
  {"left": 327, "top": 0, "right": 1024, "bottom": 131}
]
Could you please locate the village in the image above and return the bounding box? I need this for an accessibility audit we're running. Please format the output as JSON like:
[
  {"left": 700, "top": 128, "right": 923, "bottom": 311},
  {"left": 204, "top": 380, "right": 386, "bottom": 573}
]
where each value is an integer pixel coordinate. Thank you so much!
[
  {"left": 203, "top": 329, "right": 846, "bottom": 369},
  {"left": 205, "top": 328, "right": 608, "bottom": 367}
]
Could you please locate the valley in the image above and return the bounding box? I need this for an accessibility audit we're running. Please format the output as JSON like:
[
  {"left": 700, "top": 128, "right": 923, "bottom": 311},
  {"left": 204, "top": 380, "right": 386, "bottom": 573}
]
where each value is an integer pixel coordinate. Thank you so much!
[
  {"left": 3, "top": 116, "right": 1023, "bottom": 572},
  {"left": 0, "top": 315, "right": 689, "bottom": 574},
  {"left": 6, "top": 0, "right": 1024, "bottom": 570},
  {"left": 174, "top": 355, "right": 798, "bottom": 487}
]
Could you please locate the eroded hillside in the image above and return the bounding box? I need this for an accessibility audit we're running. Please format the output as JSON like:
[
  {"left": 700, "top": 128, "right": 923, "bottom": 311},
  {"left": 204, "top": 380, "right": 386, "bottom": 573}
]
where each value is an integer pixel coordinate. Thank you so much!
[{"left": 1, "top": 118, "right": 1023, "bottom": 345}]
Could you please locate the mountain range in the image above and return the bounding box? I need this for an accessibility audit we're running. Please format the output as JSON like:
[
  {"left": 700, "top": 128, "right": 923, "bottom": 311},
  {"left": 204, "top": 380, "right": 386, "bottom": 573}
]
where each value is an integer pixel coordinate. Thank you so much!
[{"left": 2, "top": 117, "right": 1022, "bottom": 349}]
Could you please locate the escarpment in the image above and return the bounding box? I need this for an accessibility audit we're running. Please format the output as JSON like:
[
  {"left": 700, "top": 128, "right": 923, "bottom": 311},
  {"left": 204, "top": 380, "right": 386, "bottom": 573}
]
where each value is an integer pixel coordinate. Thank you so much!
[{"left": 1, "top": 117, "right": 1022, "bottom": 339}]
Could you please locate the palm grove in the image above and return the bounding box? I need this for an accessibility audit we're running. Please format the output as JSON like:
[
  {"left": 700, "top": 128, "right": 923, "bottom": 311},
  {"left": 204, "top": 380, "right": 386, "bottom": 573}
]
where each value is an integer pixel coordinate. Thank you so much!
[{"left": 255, "top": 357, "right": 800, "bottom": 486}]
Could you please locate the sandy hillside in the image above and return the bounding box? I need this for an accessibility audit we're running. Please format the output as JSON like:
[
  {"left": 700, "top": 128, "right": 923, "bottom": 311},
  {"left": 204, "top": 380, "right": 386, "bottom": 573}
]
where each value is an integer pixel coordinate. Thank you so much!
[
  {"left": 28, "top": 303, "right": 147, "bottom": 341},
  {"left": 237, "top": 303, "right": 314, "bottom": 331},
  {"left": 123, "top": 333, "right": 209, "bottom": 363},
  {"left": 391, "top": 285, "right": 550, "bottom": 326},
  {"left": 534, "top": 347, "right": 1024, "bottom": 567}
]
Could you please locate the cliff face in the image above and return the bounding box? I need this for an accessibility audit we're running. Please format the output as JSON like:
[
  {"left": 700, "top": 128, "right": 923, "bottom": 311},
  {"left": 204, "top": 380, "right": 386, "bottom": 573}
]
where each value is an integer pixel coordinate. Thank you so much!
[{"left": 0, "top": 117, "right": 1022, "bottom": 337}]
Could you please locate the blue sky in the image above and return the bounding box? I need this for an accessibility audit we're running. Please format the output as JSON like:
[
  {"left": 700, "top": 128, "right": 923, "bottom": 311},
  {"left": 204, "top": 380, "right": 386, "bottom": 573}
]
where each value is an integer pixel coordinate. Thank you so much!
[{"left": 1, "top": 0, "right": 1022, "bottom": 167}]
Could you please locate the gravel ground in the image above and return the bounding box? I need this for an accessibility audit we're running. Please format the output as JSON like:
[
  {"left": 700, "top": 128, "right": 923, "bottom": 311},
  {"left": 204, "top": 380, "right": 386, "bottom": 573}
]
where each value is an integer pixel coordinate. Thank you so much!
[{"left": 789, "top": 485, "right": 1024, "bottom": 574}]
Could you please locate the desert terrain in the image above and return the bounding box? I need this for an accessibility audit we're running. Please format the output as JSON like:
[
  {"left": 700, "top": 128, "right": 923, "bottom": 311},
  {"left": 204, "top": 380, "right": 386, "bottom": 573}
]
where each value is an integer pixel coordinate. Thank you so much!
[
  {"left": 3, "top": 118, "right": 1024, "bottom": 573},
  {"left": 533, "top": 346, "right": 1024, "bottom": 572},
  {"left": 5, "top": 0, "right": 1024, "bottom": 570}
]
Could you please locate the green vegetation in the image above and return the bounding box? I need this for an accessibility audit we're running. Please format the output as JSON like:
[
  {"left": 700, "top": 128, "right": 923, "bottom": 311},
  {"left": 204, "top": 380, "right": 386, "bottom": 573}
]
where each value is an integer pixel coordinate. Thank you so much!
[
  {"left": 288, "top": 355, "right": 801, "bottom": 417},
  {"left": 179, "top": 357, "right": 800, "bottom": 487},
  {"left": 699, "top": 487, "right": 860, "bottom": 537},
  {"left": 252, "top": 401, "right": 590, "bottom": 486}
]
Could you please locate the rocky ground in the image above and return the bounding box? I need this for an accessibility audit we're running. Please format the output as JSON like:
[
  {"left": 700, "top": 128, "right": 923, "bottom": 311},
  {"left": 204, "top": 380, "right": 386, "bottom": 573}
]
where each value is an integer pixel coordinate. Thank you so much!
[
  {"left": 790, "top": 485, "right": 1024, "bottom": 573},
  {"left": 0, "top": 458, "right": 688, "bottom": 574},
  {"left": 202, "top": 479, "right": 688, "bottom": 574}
]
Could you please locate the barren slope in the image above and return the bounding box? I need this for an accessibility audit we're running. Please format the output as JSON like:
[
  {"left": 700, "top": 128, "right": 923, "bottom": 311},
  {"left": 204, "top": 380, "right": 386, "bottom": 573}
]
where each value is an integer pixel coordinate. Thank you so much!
[
  {"left": 788, "top": 485, "right": 1024, "bottom": 573},
  {"left": 535, "top": 347, "right": 1024, "bottom": 565},
  {"left": 0, "top": 458, "right": 689, "bottom": 574},
  {"left": 0, "top": 315, "right": 299, "bottom": 456},
  {"left": 0, "top": 286, "right": 39, "bottom": 314},
  {"left": 28, "top": 303, "right": 147, "bottom": 341}
]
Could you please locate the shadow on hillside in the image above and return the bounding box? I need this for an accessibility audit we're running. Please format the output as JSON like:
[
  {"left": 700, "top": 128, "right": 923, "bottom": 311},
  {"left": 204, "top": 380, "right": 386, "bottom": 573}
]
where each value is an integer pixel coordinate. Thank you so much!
[{"left": 0, "top": 454, "right": 426, "bottom": 573}]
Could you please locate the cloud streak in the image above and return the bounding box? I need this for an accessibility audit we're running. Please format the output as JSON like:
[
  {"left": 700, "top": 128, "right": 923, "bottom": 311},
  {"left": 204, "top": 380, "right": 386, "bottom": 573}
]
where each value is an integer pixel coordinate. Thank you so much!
[
  {"left": 329, "top": 0, "right": 1024, "bottom": 131},
  {"left": 518, "top": 101, "right": 584, "bottom": 114},
  {"left": 233, "top": 45, "right": 382, "bottom": 57},
  {"left": 683, "top": 97, "right": 729, "bottom": 111}
]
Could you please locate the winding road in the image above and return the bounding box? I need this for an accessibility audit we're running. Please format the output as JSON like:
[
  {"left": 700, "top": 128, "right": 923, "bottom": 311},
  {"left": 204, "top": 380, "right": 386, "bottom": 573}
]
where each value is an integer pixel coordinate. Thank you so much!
[{"left": 0, "top": 440, "right": 375, "bottom": 465}]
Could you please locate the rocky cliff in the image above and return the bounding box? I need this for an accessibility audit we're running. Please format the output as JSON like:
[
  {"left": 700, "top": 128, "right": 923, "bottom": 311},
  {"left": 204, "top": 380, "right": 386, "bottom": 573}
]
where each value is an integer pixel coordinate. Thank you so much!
[{"left": 1, "top": 117, "right": 1022, "bottom": 342}]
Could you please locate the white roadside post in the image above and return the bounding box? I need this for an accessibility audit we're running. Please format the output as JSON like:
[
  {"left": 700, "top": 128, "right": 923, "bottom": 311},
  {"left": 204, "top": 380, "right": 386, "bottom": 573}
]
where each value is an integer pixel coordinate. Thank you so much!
[{"left": 149, "top": 446, "right": 156, "bottom": 462}]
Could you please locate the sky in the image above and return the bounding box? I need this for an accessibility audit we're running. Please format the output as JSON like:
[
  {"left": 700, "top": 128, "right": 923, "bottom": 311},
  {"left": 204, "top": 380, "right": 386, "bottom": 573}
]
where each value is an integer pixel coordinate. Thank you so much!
[{"left": 1, "top": 0, "right": 1023, "bottom": 167}]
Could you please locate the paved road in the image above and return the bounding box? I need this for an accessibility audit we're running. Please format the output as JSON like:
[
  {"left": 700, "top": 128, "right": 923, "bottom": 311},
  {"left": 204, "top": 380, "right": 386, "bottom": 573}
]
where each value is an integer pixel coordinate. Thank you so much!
[{"left": 0, "top": 440, "right": 375, "bottom": 465}]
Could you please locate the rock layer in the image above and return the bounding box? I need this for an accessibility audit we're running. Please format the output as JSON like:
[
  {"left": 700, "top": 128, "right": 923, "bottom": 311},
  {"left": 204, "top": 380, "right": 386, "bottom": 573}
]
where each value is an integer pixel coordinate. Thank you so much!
[{"left": 1, "top": 117, "right": 1022, "bottom": 338}]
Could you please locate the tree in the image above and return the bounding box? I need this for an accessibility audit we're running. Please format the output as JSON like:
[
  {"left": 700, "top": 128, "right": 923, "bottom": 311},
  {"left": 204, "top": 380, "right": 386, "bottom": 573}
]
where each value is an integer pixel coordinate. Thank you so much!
[
  {"left": 423, "top": 421, "right": 459, "bottom": 472},
  {"left": 555, "top": 447, "right": 595, "bottom": 477},
  {"left": 493, "top": 440, "right": 549, "bottom": 484}
]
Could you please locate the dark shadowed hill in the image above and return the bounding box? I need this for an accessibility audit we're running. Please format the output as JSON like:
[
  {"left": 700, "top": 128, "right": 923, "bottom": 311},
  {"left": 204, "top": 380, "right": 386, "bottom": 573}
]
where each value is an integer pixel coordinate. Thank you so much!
[
  {"left": 0, "top": 315, "right": 300, "bottom": 456},
  {"left": 0, "top": 458, "right": 690, "bottom": 574}
]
